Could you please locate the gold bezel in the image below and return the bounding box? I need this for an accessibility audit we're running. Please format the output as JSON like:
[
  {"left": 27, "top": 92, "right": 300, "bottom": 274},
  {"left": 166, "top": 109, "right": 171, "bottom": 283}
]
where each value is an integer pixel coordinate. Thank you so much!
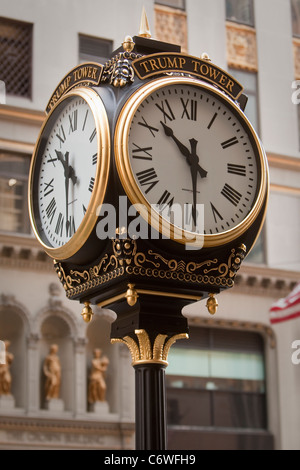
[
  {"left": 114, "top": 76, "right": 268, "bottom": 248},
  {"left": 28, "top": 87, "right": 110, "bottom": 260}
]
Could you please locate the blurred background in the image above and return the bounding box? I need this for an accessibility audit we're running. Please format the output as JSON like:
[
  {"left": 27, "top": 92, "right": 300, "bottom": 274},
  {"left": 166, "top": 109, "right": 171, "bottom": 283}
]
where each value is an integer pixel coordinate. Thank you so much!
[{"left": 0, "top": 0, "right": 299, "bottom": 450}]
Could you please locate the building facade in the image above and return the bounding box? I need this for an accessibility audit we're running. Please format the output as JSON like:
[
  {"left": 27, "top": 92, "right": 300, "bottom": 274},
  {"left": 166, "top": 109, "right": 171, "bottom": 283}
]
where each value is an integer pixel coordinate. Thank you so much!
[{"left": 0, "top": 0, "right": 299, "bottom": 450}]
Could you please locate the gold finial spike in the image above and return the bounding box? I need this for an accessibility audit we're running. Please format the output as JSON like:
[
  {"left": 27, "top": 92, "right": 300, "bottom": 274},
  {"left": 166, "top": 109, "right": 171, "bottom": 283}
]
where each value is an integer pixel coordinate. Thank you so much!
[
  {"left": 206, "top": 293, "right": 218, "bottom": 316},
  {"left": 81, "top": 301, "right": 94, "bottom": 323},
  {"left": 139, "top": 7, "right": 151, "bottom": 38}
]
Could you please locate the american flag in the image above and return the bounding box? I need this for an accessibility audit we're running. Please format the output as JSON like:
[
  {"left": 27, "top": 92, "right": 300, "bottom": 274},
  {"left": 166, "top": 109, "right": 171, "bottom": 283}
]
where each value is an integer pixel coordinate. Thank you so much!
[{"left": 270, "top": 282, "right": 300, "bottom": 324}]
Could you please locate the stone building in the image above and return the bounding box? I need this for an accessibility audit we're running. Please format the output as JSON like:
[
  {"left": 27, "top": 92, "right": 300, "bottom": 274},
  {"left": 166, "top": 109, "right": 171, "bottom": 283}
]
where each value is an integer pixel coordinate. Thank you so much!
[{"left": 0, "top": 0, "right": 299, "bottom": 450}]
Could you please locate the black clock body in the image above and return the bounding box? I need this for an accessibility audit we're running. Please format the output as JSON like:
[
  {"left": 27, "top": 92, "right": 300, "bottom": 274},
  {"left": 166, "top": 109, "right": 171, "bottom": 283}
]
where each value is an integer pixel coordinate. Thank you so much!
[{"left": 31, "top": 36, "right": 268, "bottom": 312}]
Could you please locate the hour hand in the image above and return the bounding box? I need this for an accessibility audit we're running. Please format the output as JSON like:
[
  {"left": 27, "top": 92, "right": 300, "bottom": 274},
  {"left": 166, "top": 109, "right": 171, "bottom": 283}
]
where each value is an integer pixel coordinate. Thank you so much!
[
  {"left": 160, "top": 121, "right": 207, "bottom": 178},
  {"left": 161, "top": 121, "right": 190, "bottom": 158},
  {"left": 55, "top": 150, "right": 77, "bottom": 185},
  {"left": 55, "top": 150, "right": 66, "bottom": 169}
]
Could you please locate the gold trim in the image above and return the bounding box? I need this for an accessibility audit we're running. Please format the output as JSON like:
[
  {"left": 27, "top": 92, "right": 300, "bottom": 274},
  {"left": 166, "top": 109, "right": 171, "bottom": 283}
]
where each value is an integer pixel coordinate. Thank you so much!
[
  {"left": 111, "top": 329, "right": 189, "bottom": 366},
  {"left": 28, "top": 87, "right": 110, "bottom": 260},
  {"left": 97, "top": 286, "right": 202, "bottom": 308},
  {"left": 114, "top": 76, "right": 269, "bottom": 248}
]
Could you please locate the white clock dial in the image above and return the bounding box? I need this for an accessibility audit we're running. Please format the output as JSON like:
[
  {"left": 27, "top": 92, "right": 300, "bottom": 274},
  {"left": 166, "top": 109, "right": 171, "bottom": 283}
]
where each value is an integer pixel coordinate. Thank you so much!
[
  {"left": 29, "top": 87, "right": 110, "bottom": 259},
  {"left": 38, "top": 96, "right": 97, "bottom": 247},
  {"left": 115, "top": 77, "right": 267, "bottom": 247}
]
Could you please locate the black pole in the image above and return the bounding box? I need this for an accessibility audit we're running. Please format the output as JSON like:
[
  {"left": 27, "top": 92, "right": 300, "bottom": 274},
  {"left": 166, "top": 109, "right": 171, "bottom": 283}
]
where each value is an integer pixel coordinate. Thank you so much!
[{"left": 134, "top": 363, "right": 167, "bottom": 450}]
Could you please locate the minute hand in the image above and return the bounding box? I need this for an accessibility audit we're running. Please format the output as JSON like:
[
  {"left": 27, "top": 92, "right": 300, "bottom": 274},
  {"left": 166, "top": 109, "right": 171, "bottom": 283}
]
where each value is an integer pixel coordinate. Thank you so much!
[{"left": 161, "top": 121, "right": 207, "bottom": 178}]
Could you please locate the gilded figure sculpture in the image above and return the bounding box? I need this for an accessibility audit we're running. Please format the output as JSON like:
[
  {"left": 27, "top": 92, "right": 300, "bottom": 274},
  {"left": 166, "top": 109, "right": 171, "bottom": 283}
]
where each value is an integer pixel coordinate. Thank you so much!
[
  {"left": 0, "top": 340, "right": 13, "bottom": 395},
  {"left": 88, "top": 349, "right": 109, "bottom": 404},
  {"left": 43, "top": 344, "right": 61, "bottom": 400}
]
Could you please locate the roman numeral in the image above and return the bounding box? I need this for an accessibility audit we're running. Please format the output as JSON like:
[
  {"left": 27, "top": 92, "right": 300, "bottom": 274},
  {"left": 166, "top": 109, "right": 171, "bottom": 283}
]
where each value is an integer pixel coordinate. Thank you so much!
[
  {"left": 138, "top": 117, "right": 159, "bottom": 137},
  {"left": 221, "top": 184, "right": 242, "bottom": 206},
  {"left": 227, "top": 163, "right": 246, "bottom": 176},
  {"left": 155, "top": 99, "right": 175, "bottom": 123},
  {"left": 56, "top": 125, "right": 66, "bottom": 147},
  {"left": 132, "top": 143, "right": 153, "bottom": 161},
  {"left": 45, "top": 197, "right": 57, "bottom": 223},
  {"left": 210, "top": 202, "right": 223, "bottom": 223},
  {"left": 92, "top": 153, "right": 97, "bottom": 165},
  {"left": 207, "top": 112, "right": 218, "bottom": 129},
  {"left": 43, "top": 178, "right": 54, "bottom": 197},
  {"left": 83, "top": 204, "right": 87, "bottom": 215},
  {"left": 88, "top": 177, "right": 95, "bottom": 193},
  {"left": 68, "top": 110, "right": 78, "bottom": 133},
  {"left": 82, "top": 109, "right": 89, "bottom": 131},
  {"left": 47, "top": 155, "right": 57, "bottom": 166},
  {"left": 221, "top": 136, "right": 239, "bottom": 149},
  {"left": 55, "top": 212, "right": 64, "bottom": 236},
  {"left": 66, "top": 216, "right": 76, "bottom": 237},
  {"left": 89, "top": 128, "right": 96, "bottom": 143},
  {"left": 136, "top": 168, "right": 159, "bottom": 194},
  {"left": 181, "top": 98, "right": 197, "bottom": 121},
  {"left": 157, "top": 190, "right": 174, "bottom": 208}
]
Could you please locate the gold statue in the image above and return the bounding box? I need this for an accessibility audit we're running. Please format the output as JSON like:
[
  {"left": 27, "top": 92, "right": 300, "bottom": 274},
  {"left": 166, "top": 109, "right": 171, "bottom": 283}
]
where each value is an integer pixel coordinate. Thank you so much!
[
  {"left": 88, "top": 349, "right": 109, "bottom": 404},
  {"left": 43, "top": 344, "right": 61, "bottom": 401},
  {"left": 0, "top": 340, "right": 14, "bottom": 395}
]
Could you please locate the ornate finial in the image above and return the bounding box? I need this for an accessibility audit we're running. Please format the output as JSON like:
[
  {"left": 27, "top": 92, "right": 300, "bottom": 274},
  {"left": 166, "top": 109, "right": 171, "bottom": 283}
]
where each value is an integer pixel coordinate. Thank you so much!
[
  {"left": 123, "top": 35, "right": 135, "bottom": 53},
  {"left": 206, "top": 293, "right": 218, "bottom": 315},
  {"left": 125, "top": 284, "right": 139, "bottom": 307},
  {"left": 201, "top": 52, "right": 211, "bottom": 61},
  {"left": 139, "top": 7, "right": 151, "bottom": 38},
  {"left": 81, "top": 301, "right": 94, "bottom": 323}
]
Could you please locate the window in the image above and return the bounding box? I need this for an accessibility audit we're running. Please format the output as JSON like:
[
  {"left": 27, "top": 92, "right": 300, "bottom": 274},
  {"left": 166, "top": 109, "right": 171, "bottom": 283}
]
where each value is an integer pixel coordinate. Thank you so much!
[
  {"left": 155, "top": 0, "right": 185, "bottom": 9},
  {"left": 0, "top": 17, "right": 33, "bottom": 98},
  {"left": 229, "top": 68, "right": 259, "bottom": 132},
  {"left": 226, "top": 0, "right": 254, "bottom": 27},
  {"left": 246, "top": 229, "right": 266, "bottom": 264},
  {"left": 166, "top": 327, "right": 273, "bottom": 450},
  {"left": 79, "top": 34, "right": 113, "bottom": 65},
  {"left": 292, "top": 0, "right": 300, "bottom": 37},
  {"left": 0, "top": 152, "right": 31, "bottom": 234}
]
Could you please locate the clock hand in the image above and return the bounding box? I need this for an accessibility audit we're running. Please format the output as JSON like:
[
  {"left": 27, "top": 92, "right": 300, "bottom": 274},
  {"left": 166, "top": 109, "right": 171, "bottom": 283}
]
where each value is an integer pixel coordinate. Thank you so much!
[
  {"left": 160, "top": 121, "right": 207, "bottom": 178},
  {"left": 55, "top": 150, "right": 77, "bottom": 185},
  {"left": 189, "top": 139, "right": 199, "bottom": 226},
  {"left": 64, "top": 151, "right": 70, "bottom": 234}
]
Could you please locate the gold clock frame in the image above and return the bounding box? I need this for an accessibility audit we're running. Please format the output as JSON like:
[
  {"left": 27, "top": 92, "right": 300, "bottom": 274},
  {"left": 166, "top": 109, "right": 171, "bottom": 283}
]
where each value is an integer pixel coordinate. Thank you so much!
[
  {"left": 114, "top": 76, "right": 269, "bottom": 248},
  {"left": 28, "top": 87, "right": 110, "bottom": 260}
]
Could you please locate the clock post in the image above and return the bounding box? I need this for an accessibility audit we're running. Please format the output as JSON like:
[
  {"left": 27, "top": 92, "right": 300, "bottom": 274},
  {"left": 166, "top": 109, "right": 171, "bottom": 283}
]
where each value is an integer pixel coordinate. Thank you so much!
[{"left": 29, "top": 12, "right": 269, "bottom": 451}]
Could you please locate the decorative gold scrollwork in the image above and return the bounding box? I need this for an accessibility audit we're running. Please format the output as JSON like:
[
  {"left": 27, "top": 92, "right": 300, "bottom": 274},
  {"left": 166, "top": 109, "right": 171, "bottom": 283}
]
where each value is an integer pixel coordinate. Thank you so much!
[
  {"left": 111, "top": 329, "right": 188, "bottom": 366},
  {"left": 54, "top": 240, "right": 247, "bottom": 299}
]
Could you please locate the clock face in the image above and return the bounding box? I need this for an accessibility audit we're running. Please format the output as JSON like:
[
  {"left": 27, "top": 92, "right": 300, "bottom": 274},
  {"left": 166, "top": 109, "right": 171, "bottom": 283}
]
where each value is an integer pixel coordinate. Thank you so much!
[
  {"left": 29, "top": 88, "right": 110, "bottom": 259},
  {"left": 115, "top": 77, "right": 267, "bottom": 247}
]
